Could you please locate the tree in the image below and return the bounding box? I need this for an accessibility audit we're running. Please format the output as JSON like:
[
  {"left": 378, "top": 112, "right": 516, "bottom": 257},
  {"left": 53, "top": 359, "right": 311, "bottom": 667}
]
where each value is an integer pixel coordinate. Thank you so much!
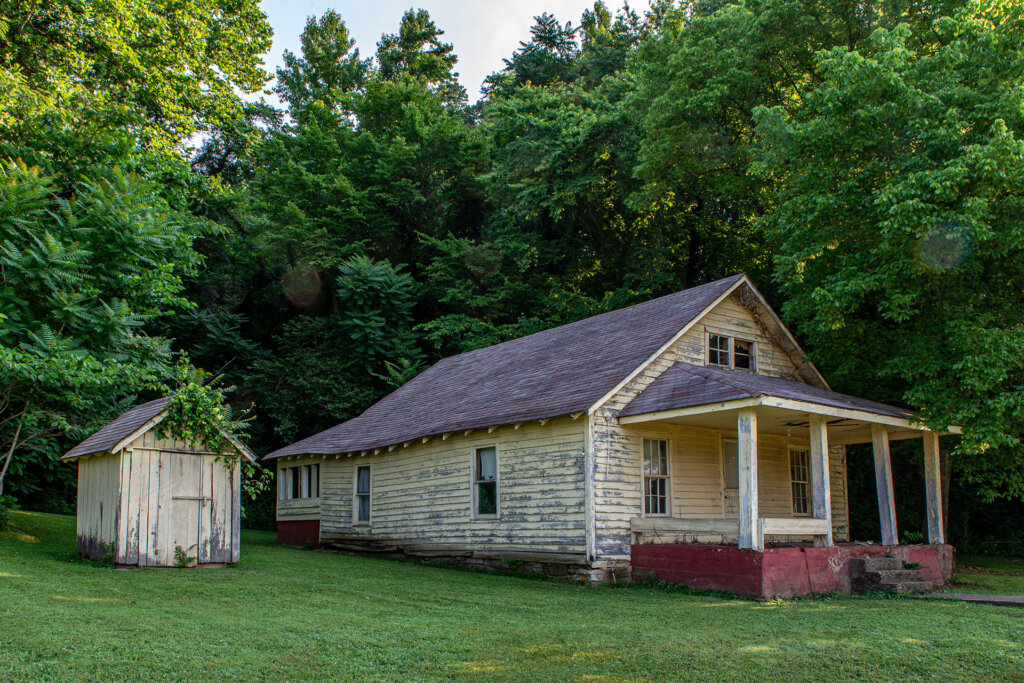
[
  {"left": 376, "top": 9, "right": 466, "bottom": 106},
  {"left": 275, "top": 11, "right": 369, "bottom": 121},
  {"left": 0, "top": 161, "right": 202, "bottom": 499},
  {"left": 752, "top": 2, "right": 1024, "bottom": 499},
  {"left": 248, "top": 256, "right": 423, "bottom": 443},
  {"left": 0, "top": 0, "right": 272, "bottom": 157}
]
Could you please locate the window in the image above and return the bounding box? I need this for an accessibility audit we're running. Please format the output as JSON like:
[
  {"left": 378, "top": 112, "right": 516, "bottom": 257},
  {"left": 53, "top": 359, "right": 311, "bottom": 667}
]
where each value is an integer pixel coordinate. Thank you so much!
[
  {"left": 708, "top": 334, "right": 730, "bottom": 367},
  {"left": 723, "top": 440, "right": 739, "bottom": 489},
  {"left": 707, "top": 333, "right": 756, "bottom": 371},
  {"left": 790, "top": 449, "right": 809, "bottom": 515},
  {"left": 278, "top": 464, "right": 320, "bottom": 501},
  {"left": 643, "top": 438, "right": 669, "bottom": 515},
  {"left": 473, "top": 446, "right": 498, "bottom": 518},
  {"left": 355, "top": 466, "right": 371, "bottom": 524}
]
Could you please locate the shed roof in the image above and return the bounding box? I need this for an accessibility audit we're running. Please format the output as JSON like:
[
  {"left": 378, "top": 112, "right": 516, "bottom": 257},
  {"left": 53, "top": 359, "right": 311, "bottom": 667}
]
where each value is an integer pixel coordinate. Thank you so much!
[
  {"left": 619, "top": 363, "right": 912, "bottom": 419},
  {"left": 265, "top": 274, "right": 746, "bottom": 459},
  {"left": 63, "top": 397, "right": 257, "bottom": 462},
  {"left": 63, "top": 397, "right": 170, "bottom": 460}
]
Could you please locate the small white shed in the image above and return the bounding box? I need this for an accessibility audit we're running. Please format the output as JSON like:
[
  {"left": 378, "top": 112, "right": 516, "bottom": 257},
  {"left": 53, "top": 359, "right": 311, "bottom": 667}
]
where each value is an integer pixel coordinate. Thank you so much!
[{"left": 63, "top": 397, "right": 256, "bottom": 567}]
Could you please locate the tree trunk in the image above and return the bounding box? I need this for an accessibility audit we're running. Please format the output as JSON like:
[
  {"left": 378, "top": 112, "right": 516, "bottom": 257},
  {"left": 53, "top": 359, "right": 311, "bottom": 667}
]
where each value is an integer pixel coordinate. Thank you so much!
[{"left": 0, "top": 419, "right": 23, "bottom": 499}]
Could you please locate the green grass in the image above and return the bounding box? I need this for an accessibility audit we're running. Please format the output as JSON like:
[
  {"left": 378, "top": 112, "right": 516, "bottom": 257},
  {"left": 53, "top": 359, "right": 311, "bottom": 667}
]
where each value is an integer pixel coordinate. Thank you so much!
[
  {"left": 2, "top": 512, "right": 1023, "bottom": 681},
  {"left": 946, "top": 555, "right": 1024, "bottom": 595}
]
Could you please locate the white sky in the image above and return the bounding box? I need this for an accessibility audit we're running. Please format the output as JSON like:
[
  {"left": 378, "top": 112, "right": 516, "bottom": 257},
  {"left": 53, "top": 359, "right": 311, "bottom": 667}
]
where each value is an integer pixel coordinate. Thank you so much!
[{"left": 257, "top": 0, "right": 647, "bottom": 100}]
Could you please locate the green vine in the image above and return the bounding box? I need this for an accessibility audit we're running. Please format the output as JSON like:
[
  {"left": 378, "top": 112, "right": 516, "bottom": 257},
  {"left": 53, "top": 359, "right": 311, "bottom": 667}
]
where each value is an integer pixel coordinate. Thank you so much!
[
  {"left": 158, "top": 358, "right": 250, "bottom": 456},
  {"left": 158, "top": 358, "right": 274, "bottom": 506}
]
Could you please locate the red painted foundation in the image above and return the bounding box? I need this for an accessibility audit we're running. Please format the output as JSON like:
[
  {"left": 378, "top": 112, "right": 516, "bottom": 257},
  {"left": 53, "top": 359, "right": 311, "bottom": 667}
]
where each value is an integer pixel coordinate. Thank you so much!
[
  {"left": 277, "top": 520, "right": 321, "bottom": 548},
  {"left": 632, "top": 543, "right": 954, "bottom": 599}
]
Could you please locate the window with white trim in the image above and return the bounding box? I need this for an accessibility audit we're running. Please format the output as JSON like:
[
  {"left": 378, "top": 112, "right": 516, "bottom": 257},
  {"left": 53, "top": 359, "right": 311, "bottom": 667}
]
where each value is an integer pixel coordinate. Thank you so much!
[
  {"left": 473, "top": 446, "right": 498, "bottom": 518},
  {"left": 790, "top": 449, "right": 810, "bottom": 515},
  {"left": 279, "top": 464, "right": 319, "bottom": 500},
  {"left": 643, "top": 438, "right": 669, "bottom": 515},
  {"left": 723, "top": 440, "right": 739, "bottom": 489},
  {"left": 355, "top": 465, "right": 371, "bottom": 524},
  {"left": 707, "top": 334, "right": 756, "bottom": 371}
]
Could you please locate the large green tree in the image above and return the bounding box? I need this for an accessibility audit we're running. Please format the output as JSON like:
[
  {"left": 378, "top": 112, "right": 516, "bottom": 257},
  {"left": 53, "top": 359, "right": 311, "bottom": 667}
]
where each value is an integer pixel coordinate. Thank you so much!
[
  {"left": 0, "top": 161, "right": 202, "bottom": 500},
  {"left": 753, "top": 1, "right": 1024, "bottom": 499}
]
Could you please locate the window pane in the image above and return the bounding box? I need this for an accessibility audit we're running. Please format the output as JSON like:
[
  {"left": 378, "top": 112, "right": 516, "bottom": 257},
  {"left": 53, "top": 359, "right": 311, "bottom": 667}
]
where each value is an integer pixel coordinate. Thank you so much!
[
  {"left": 477, "top": 447, "right": 497, "bottom": 481},
  {"left": 724, "top": 442, "right": 739, "bottom": 488},
  {"left": 790, "top": 450, "right": 809, "bottom": 514},
  {"left": 301, "top": 466, "right": 310, "bottom": 498},
  {"left": 734, "top": 340, "right": 753, "bottom": 370},
  {"left": 477, "top": 481, "right": 497, "bottom": 515},
  {"left": 291, "top": 467, "right": 300, "bottom": 499},
  {"left": 279, "top": 470, "right": 287, "bottom": 500},
  {"left": 357, "top": 466, "right": 371, "bottom": 494},
  {"left": 311, "top": 464, "right": 319, "bottom": 498},
  {"left": 709, "top": 335, "right": 730, "bottom": 366},
  {"left": 358, "top": 494, "right": 370, "bottom": 522}
]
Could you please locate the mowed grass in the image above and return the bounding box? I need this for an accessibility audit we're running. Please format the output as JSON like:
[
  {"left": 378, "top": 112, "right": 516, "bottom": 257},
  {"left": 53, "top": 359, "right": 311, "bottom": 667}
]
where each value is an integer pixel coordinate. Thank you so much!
[
  {"left": 947, "top": 555, "right": 1024, "bottom": 596},
  {"left": 2, "top": 512, "right": 1023, "bottom": 682}
]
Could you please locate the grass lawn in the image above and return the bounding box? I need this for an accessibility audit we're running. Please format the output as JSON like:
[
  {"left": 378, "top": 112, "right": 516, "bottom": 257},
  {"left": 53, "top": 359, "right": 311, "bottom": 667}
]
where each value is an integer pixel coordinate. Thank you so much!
[
  {"left": 946, "top": 555, "right": 1024, "bottom": 595},
  {"left": 2, "top": 512, "right": 1023, "bottom": 681}
]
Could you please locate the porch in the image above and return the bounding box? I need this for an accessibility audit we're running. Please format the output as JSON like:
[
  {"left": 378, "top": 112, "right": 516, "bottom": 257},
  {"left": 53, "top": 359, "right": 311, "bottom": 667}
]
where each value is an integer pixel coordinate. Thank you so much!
[{"left": 613, "top": 363, "right": 959, "bottom": 596}]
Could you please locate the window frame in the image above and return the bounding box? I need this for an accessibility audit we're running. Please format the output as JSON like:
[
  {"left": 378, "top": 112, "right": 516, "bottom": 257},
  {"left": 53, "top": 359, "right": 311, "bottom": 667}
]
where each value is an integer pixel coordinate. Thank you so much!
[
  {"left": 471, "top": 442, "right": 500, "bottom": 520},
  {"left": 706, "top": 331, "right": 757, "bottom": 372},
  {"left": 354, "top": 464, "right": 372, "bottom": 526},
  {"left": 641, "top": 437, "right": 671, "bottom": 517},
  {"left": 722, "top": 438, "right": 739, "bottom": 491},
  {"left": 278, "top": 464, "right": 321, "bottom": 501},
  {"left": 789, "top": 448, "right": 811, "bottom": 517}
]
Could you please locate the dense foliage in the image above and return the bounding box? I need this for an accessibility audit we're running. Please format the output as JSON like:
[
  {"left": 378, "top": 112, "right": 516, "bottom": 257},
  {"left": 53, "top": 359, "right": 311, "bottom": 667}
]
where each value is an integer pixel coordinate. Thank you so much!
[{"left": 2, "top": 0, "right": 1021, "bottom": 544}]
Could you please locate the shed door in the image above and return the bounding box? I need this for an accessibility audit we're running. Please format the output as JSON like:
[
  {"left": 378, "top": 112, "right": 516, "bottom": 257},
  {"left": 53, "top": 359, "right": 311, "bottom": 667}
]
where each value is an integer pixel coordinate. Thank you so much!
[{"left": 169, "top": 453, "right": 203, "bottom": 565}]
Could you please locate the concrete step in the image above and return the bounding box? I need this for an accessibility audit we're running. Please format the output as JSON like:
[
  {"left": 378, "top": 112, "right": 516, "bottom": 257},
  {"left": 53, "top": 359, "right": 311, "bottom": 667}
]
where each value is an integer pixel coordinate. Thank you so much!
[
  {"left": 893, "top": 580, "right": 933, "bottom": 595},
  {"left": 872, "top": 569, "right": 926, "bottom": 583},
  {"left": 851, "top": 556, "right": 903, "bottom": 573}
]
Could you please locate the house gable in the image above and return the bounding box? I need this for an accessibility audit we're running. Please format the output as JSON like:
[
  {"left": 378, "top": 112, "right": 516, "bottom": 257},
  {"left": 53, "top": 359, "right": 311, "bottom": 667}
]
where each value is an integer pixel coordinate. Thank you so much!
[{"left": 585, "top": 278, "right": 830, "bottom": 561}]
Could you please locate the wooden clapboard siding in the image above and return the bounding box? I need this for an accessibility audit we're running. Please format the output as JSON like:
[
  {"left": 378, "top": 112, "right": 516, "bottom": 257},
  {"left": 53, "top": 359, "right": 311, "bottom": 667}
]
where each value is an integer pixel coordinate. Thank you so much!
[
  {"left": 275, "top": 456, "right": 323, "bottom": 522},
  {"left": 319, "top": 417, "right": 587, "bottom": 554},
  {"left": 110, "top": 431, "right": 240, "bottom": 567},
  {"left": 75, "top": 453, "right": 121, "bottom": 558},
  {"left": 606, "top": 423, "right": 850, "bottom": 547},
  {"left": 676, "top": 294, "right": 804, "bottom": 380},
  {"left": 590, "top": 292, "right": 848, "bottom": 559}
]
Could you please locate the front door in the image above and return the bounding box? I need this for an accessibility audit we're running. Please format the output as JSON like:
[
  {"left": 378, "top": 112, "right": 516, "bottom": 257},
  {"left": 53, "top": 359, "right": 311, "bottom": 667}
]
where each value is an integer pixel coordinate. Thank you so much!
[{"left": 169, "top": 453, "right": 203, "bottom": 566}]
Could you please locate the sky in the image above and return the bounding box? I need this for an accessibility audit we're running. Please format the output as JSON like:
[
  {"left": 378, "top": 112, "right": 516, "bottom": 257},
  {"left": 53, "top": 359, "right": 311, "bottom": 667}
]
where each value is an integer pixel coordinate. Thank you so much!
[{"left": 257, "top": 0, "right": 642, "bottom": 100}]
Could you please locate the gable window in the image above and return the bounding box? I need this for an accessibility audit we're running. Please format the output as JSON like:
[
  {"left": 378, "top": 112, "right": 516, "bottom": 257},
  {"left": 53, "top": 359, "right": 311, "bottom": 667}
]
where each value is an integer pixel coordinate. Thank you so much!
[
  {"left": 355, "top": 465, "right": 371, "bottom": 524},
  {"left": 723, "top": 440, "right": 739, "bottom": 489},
  {"left": 279, "top": 464, "right": 319, "bottom": 500},
  {"left": 707, "top": 333, "right": 756, "bottom": 371},
  {"left": 473, "top": 446, "right": 498, "bottom": 518},
  {"left": 643, "top": 438, "right": 670, "bottom": 515},
  {"left": 790, "top": 449, "right": 810, "bottom": 515}
]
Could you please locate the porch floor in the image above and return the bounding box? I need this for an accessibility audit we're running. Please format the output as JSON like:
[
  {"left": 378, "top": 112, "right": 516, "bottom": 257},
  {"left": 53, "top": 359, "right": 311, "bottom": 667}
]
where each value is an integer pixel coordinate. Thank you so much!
[{"left": 631, "top": 543, "right": 954, "bottom": 599}]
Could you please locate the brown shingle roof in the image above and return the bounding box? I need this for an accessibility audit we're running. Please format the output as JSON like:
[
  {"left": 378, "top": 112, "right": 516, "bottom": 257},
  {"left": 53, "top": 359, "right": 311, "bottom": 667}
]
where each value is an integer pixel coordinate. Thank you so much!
[
  {"left": 265, "top": 274, "right": 745, "bottom": 459},
  {"left": 63, "top": 397, "right": 170, "bottom": 460},
  {"left": 619, "top": 363, "right": 913, "bottom": 419}
]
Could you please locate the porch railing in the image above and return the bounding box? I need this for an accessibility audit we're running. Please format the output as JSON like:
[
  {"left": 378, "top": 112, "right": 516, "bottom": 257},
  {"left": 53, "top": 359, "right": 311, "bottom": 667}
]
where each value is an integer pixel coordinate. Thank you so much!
[{"left": 630, "top": 516, "right": 831, "bottom": 546}]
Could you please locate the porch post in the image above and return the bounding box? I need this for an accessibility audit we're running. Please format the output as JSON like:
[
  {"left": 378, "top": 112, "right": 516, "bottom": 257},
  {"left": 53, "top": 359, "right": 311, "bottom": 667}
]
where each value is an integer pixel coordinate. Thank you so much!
[
  {"left": 871, "top": 424, "right": 899, "bottom": 545},
  {"left": 923, "top": 431, "right": 945, "bottom": 544},
  {"left": 737, "top": 407, "right": 762, "bottom": 550},
  {"left": 808, "top": 414, "right": 833, "bottom": 547}
]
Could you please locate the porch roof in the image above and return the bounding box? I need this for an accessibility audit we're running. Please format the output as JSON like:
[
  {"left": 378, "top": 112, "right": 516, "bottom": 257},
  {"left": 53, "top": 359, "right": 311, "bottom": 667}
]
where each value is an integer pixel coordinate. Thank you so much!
[
  {"left": 616, "top": 364, "right": 960, "bottom": 444},
  {"left": 620, "top": 364, "right": 912, "bottom": 420}
]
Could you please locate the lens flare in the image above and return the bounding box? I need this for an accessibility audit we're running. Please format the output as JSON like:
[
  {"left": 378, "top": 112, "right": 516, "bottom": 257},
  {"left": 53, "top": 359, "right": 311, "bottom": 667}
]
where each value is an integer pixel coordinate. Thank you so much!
[
  {"left": 281, "top": 267, "right": 321, "bottom": 308},
  {"left": 917, "top": 223, "right": 970, "bottom": 271}
]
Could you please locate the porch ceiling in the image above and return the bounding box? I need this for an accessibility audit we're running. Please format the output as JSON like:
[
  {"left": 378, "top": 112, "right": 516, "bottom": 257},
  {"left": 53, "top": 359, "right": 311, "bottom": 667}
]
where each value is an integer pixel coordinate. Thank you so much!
[{"left": 620, "top": 400, "right": 928, "bottom": 444}]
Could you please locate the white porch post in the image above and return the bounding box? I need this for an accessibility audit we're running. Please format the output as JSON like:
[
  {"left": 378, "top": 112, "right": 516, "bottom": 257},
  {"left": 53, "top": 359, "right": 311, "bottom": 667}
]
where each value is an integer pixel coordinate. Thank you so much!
[
  {"left": 923, "top": 431, "right": 945, "bottom": 544},
  {"left": 737, "top": 407, "right": 762, "bottom": 550},
  {"left": 871, "top": 424, "right": 899, "bottom": 545},
  {"left": 808, "top": 414, "right": 833, "bottom": 547}
]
